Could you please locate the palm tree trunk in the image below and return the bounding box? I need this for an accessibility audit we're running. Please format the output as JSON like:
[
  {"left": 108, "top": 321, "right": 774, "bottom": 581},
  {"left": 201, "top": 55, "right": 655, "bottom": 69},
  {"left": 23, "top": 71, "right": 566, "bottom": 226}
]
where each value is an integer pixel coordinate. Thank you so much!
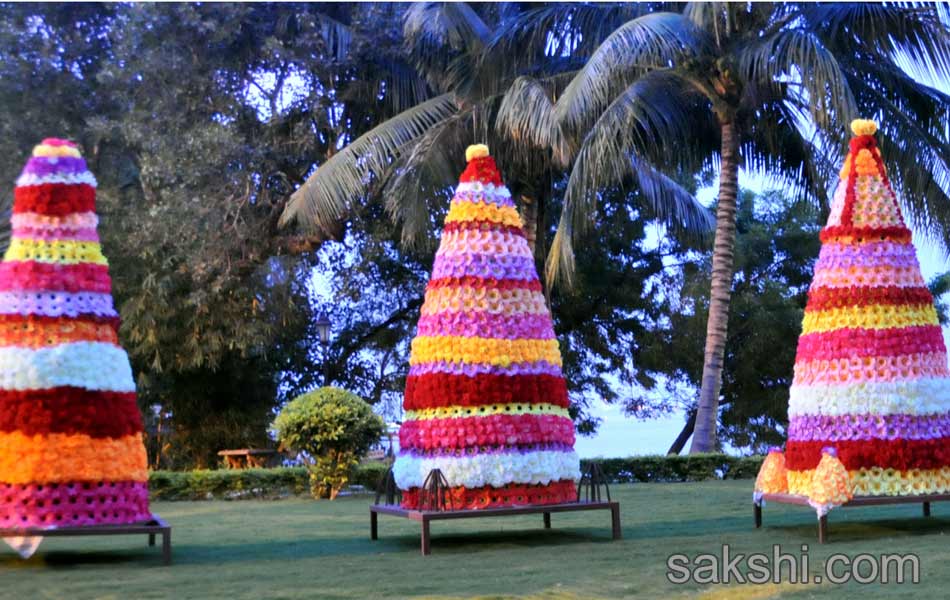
[
  {"left": 667, "top": 412, "right": 696, "bottom": 455},
  {"left": 690, "top": 119, "right": 740, "bottom": 454},
  {"left": 520, "top": 193, "right": 538, "bottom": 255}
]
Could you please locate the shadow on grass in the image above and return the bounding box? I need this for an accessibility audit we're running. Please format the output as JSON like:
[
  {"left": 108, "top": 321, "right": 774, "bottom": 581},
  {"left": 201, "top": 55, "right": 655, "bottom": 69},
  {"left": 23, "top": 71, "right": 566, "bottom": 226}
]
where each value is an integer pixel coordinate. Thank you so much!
[
  {"left": 393, "top": 528, "right": 617, "bottom": 555},
  {"left": 761, "top": 517, "right": 950, "bottom": 543},
  {"left": 1, "top": 548, "right": 160, "bottom": 569}
]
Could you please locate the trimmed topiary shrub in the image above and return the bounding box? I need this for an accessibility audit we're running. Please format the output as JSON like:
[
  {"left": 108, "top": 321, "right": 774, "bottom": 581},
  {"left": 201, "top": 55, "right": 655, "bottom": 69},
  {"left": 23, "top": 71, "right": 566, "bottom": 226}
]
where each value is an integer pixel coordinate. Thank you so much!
[{"left": 272, "top": 387, "right": 385, "bottom": 499}]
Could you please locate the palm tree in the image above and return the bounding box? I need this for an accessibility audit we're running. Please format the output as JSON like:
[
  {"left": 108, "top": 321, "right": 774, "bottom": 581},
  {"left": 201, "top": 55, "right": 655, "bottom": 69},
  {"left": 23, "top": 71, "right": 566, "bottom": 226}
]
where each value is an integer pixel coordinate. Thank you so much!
[
  {"left": 539, "top": 2, "right": 950, "bottom": 452},
  {"left": 279, "top": 2, "right": 712, "bottom": 258}
]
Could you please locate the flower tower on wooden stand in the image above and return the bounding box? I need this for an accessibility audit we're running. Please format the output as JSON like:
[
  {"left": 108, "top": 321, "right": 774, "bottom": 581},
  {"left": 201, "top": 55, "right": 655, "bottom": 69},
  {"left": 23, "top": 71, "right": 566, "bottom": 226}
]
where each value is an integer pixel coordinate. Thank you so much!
[
  {"left": 392, "top": 145, "right": 581, "bottom": 510},
  {"left": 0, "top": 139, "right": 151, "bottom": 556},
  {"left": 755, "top": 120, "right": 950, "bottom": 518}
]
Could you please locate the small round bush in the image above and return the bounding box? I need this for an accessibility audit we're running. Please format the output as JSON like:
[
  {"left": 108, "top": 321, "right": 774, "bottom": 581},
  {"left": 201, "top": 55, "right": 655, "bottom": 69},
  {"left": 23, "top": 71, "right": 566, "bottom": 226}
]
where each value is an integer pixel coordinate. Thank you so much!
[{"left": 272, "top": 387, "right": 384, "bottom": 499}]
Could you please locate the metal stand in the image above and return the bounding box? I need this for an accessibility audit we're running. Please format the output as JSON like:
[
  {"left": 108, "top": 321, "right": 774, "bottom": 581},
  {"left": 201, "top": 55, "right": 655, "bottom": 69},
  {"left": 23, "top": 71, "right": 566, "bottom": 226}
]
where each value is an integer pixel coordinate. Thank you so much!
[
  {"left": 754, "top": 493, "right": 950, "bottom": 543},
  {"left": 370, "top": 501, "right": 621, "bottom": 556},
  {"left": 577, "top": 462, "right": 611, "bottom": 503},
  {"left": 1, "top": 514, "right": 172, "bottom": 564}
]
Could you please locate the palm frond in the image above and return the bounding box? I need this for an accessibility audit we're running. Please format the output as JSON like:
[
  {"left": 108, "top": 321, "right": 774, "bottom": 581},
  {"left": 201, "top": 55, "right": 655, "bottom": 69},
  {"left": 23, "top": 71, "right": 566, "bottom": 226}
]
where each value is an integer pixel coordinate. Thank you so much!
[
  {"left": 483, "top": 3, "right": 655, "bottom": 76},
  {"left": 403, "top": 2, "right": 491, "bottom": 94},
  {"left": 279, "top": 93, "right": 459, "bottom": 231},
  {"left": 552, "top": 12, "right": 709, "bottom": 138},
  {"left": 548, "top": 70, "right": 715, "bottom": 288},
  {"left": 496, "top": 76, "right": 573, "bottom": 168},
  {"left": 740, "top": 96, "right": 837, "bottom": 213},
  {"left": 802, "top": 2, "right": 950, "bottom": 83},
  {"left": 384, "top": 110, "right": 472, "bottom": 248},
  {"left": 738, "top": 29, "right": 857, "bottom": 133}
]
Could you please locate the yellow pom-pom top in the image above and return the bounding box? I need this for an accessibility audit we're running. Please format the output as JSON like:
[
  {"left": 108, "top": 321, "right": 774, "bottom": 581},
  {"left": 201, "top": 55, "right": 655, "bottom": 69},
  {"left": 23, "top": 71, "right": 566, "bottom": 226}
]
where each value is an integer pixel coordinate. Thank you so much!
[
  {"left": 465, "top": 144, "right": 490, "bottom": 162},
  {"left": 851, "top": 119, "right": 878, "bottom": 137},
  {"left": 33, "top": 138, "right": 81, "bottom": 158}
]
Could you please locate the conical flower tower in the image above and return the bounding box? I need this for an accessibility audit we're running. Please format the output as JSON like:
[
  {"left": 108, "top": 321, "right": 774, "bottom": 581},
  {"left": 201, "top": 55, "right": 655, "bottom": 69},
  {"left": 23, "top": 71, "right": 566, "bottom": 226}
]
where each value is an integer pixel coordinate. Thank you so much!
[
  {"left": 0, "top": 139, "right": 150, "bottom": 544},
  {"left": 783, "top": 119, "right": 950, "bottom": 505},
  {"left": 393, "top": 145, "right": 580, "bottom": 509}
]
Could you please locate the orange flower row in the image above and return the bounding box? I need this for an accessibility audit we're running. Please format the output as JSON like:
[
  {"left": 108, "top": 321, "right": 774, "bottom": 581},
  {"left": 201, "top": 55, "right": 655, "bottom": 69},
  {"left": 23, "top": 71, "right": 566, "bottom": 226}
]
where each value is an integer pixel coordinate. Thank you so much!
[{"left": 0, "top": 431, "right": 148, "bottom": 484}]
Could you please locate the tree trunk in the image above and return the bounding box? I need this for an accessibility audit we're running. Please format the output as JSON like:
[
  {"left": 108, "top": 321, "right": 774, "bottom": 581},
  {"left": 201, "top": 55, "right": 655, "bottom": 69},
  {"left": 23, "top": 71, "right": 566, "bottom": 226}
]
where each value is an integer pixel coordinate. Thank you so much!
[
  {"left": 690, "top": 119, "right": 740, "bottom": 454},
  {"left": 667, "top": 412, "right": 696, "bottom": 455},
  {"left": 520, "top": 193, "right": 538, "bottom": 255}
]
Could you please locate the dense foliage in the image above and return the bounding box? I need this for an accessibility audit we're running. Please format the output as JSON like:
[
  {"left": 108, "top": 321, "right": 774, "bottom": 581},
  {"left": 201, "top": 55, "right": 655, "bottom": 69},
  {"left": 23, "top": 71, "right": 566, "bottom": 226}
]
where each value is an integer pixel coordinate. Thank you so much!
[
  {"left": 0, "top": 3, "right": 415, "bottom": 466},
  {"left": 272, "top": 387, "right": 385, "bottom": 499}
]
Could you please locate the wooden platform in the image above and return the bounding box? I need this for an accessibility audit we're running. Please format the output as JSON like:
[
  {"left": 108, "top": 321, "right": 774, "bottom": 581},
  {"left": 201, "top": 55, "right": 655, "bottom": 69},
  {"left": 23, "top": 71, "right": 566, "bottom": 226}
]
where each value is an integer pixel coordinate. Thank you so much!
[
  {"left": 1, "top": 515, "right": 171, "bottom": 564},
  {"left": 370, "top": 501, "right": 621, "bottom": 555},
  {"left": 754, "top": 493, "right": 950, "bottom": 543}
]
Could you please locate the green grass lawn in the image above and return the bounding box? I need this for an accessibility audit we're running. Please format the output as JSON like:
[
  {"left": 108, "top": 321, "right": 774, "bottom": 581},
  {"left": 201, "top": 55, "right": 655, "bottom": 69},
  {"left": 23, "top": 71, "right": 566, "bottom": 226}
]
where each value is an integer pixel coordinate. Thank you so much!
[{"left": 2, "top": 480, "right": 948, "bottom": 599}]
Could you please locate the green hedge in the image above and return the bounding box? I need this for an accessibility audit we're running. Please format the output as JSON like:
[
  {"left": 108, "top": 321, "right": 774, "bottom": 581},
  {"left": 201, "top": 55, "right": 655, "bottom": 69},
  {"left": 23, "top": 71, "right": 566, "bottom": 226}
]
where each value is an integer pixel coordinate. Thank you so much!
[
  {"left": 149, "top": 454, "right": 763, "bottom": 501},
  {"left": 149, "top": 462, "right": 392, "bottom": 501},
  {"left": 581, "top": 453, "right": 764, "bottom": 483}
]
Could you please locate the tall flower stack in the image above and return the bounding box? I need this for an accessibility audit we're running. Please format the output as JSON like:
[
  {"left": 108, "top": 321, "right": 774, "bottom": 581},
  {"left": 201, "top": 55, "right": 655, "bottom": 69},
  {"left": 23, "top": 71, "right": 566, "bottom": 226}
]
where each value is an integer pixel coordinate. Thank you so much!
[
  {"left": 758, "top": 119, "right": 950, "bottom": 513},
  {"left": 393, "top": 145, "right": 580, "bottom": 510},
  {"left": 0, "top": 139, "right": 150, "bottom": 547}
]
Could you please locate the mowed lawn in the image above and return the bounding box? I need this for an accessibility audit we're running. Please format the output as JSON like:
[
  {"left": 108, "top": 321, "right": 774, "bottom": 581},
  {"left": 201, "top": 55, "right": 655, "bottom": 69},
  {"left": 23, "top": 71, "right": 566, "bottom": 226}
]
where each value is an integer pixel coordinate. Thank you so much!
[{"left": 2, "top": 480, "right": 949, "bottom": 599}]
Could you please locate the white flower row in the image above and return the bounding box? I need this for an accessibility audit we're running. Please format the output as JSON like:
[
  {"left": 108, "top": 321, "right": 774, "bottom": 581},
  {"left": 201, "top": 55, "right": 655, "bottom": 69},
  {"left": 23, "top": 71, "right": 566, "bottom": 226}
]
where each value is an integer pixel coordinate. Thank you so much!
[
  {"left": 0, "top": 342, "right": 135, "bottom": 392},
  {"left": 455, "top": 181, "right": 511, "bottom": 198},
  {"left": 16, "top": 172, "right": 98, "bottom": 188},
  {"left": 393, "top": 448, "right": 580, "bottom": 489},
  {"left": 789, "top": 378, "right": 950, "bottom": 417}
]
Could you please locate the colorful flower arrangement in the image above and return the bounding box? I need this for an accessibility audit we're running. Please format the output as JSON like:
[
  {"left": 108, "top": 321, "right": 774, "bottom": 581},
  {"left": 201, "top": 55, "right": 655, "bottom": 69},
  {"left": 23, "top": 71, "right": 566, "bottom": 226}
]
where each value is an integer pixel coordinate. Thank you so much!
[
  {"left": 392, "top": 144, "right": 580, "bottom": 509},
  {"left": 759, "top": 119, "right": 950, "bottom": 509},
  {"left": 0, "top": 139, "right": 150, "bottom": 532}
]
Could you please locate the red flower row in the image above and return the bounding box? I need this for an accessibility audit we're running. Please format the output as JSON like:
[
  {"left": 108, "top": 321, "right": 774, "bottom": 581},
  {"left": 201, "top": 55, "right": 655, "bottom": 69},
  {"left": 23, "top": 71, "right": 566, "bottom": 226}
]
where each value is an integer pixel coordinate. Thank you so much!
[
  {"left": 805, "top": 285, "right": 933, "bottom": 312},
  {"left": 785, "top": 438, "right": 950, "bottom": 471},
  {"left": 458, "top": 156, "right": 504, "bottom": 186},
  {"left": 443, "top": 220, "right": 524, "bottom": 236},
  {"left": 401, "top": 479, "right": 577, "bottom": 510},
  {"left": 14, "top": 183, "right": 96, "bottom": 216},
  {"left": 400, "top": 413, "right": 575, "bottom": 450},
  {"left": 0, "top": 313, "right": 120, "bottom": 328},
  {"left": 427, "top": 276, "right": 541, "bottom": 292},
  {"left": 0, "top": 388, "right": 142, "bottom": 438},
  {"left": 819, "top": 225, "right": 911, "bottom": 244},
  {"left": 795, "top": 325, "right": 945, "bottom": 361},
  {"left": 0, "top": 261, "right": 112, "bottom": 294},
  {"left": 404, "top": 373, "right": 569, "bottom": 409}
]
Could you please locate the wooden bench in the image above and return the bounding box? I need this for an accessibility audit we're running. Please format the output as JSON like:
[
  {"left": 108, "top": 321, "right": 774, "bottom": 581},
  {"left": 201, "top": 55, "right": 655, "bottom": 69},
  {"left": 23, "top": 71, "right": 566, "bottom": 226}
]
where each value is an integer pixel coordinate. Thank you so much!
[
  {"left": 754, "top": 493, "right": 950, "bottom": 543},
  {"left": 371, "top": 501, "right": 622, "bottom": 555},
  {"left": 217, "top": 448, "right": 280, "bottom": 469},
  {"left": 1, "top": 515, "right": 171, "bottom": 564}
]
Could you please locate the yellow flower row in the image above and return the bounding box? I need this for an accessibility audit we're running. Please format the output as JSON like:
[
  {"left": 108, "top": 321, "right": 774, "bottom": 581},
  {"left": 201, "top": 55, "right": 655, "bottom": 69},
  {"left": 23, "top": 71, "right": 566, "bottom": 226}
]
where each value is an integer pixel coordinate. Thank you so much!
[
  {"left": 421, "top": 286, "right": 548, "bottom": 316},
  {"left": 405, "top": 402, "right": 570, "bottom": 421},
  {"left": 409, "top": 335, "right": 562, "bottom": 366},
  {"left": 801, "top": 303, "right": 938, "bottom": 334},
  {"left": 34, "top": 143, "right": 82, "bottom": 158},
  {"left": 445, "top": 200, "right": 523, "bottom": 228},
  {"left": 788, "top": 467, "right": 950, "bottom": 497},
  {"left": 4, "top": 238, "right": 108, "bottom": 265}
]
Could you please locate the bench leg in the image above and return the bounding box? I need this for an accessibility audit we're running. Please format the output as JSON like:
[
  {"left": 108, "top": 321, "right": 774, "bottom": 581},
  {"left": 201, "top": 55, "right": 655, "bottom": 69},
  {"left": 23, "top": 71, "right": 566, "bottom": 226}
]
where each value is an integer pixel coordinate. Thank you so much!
[
  {"left": 818, "top": 515, "right": 828, "bottom": 544},
  {"left": 754, "top": 503, "right": 762, "bottom": 528},
  {"left": 611, "top": 504, "right": 622, "bottom": 540},
  {"left": 543, "top": 512, "right": 551, "bottom": 529},
  {"left": 923, "top": 502, "right": 931, "bottom": 517},
  {"left": 371, "top": 510, "right": 378, "bottom": 540},
  {"left": 421, "top": 518, "right": 431, "bottom": 556},
  {"left": 149, "top": 533, "right": 156, "bottom": 547},
  {"left": 162, "top": 529, "right": 172, "bottom": 565}
]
